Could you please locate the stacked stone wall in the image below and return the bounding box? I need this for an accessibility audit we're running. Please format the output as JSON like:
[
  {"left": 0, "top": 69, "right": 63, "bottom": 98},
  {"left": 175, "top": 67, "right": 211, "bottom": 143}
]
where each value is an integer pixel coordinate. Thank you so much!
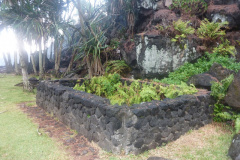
[{"left": 37, "top": 80, "right": 213, "bottom": 154}]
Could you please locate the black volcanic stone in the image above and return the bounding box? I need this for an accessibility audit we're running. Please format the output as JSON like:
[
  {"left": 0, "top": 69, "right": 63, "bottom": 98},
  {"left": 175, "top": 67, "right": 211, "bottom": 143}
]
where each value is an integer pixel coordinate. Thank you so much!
[
  {"left": 134, "top": 139, "right": 144, "bottom": 148},
  {"left": 228, "top": 133, "right": 240, "bottom": 160}
]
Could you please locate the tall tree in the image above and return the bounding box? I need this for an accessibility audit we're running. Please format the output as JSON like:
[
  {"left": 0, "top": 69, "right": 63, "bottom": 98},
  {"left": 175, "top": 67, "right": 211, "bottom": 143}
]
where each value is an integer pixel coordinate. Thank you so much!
[{"left": 14, "top": 51, "right": 19, "bottom": 74}]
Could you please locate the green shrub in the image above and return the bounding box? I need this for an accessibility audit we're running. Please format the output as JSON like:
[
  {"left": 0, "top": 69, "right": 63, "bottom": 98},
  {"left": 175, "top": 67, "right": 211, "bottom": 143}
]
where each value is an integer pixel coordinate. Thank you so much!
[
  {"left": 74, "top": 73, "right": 197, "bottom": 106},
  {"left": 105, "top": 60, "right": 131, "bottom": 76},
  {"left": 213, "top": 38, "right": 236, "bottom": 57},
  {"left": 170, "top": 0, "right": 208, "bottom": 16},
  {"left": 214, "top": 107, "right": 240, "bottom": 133},
  {"left": 197, "top": 19, "right": 228, "bottom": 40},
  {"left": 211, "top": 74, "right": 234, "bottom": 101},
  {"left": 210, "top": 75, "right": 240, "bottom": 133},
  {"left": 158, "top": 53, "right": 240, "bottom": 85},
  {"left": 171, "top": 20, "right": 195, "bottom": 48}
]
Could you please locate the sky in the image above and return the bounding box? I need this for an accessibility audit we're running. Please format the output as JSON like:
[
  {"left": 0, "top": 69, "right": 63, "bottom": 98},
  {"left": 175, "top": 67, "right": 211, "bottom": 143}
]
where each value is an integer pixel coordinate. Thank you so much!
[{"left": 0, "top": 29, "right": 18, "bottom": 66}]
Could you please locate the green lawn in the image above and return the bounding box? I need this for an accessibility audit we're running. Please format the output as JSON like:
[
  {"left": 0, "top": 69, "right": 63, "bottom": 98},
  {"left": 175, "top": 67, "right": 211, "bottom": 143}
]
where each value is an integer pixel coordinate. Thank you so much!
[{"left": 0, "top": 74, "right": 70, "bottom": 160}]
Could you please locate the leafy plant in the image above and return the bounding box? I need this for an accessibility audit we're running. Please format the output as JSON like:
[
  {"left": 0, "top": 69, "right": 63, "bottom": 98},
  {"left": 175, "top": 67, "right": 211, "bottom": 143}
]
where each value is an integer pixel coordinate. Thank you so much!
[
  {"left": 215, "top": 109, "right": 240, "bottom": 133},
  {"left": 213, "top": 38, "right": 236, "bottom": 57},
  {"left": 170, "top": 0, "right": 208, "bottom": 16},
  {"left": 210, "top": 75, "right": 240, "bottom": 133},
  {"left": 211, "top": 74, "right": 234, "bottom": 101},
  {"left": 171, "top": 20, "right": 195, "bottom": 48},
  {"left": 155, "top": 24, "right": 170, "bottom": 33},
  {"left": 105, "top": 60, "right": 131, "bottom": 76},
  {"left": 74, "top": 73, "right": 197, "bottom": 106},
  {"left": 158, "top": 53, "right": 240, "bottom": 85},
  {"left": 160, "top": 83, "right": 197, "bottom": 99},
  {"left": 197, "top": 19, "right": 228, "bottom": 41}
]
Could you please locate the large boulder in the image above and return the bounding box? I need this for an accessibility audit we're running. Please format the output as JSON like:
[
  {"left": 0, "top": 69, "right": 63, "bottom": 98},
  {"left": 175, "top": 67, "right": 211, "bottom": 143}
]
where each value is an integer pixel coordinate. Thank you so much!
[
  {"left": 206, "top": 3, "right": 240, "bottom": 29},
  {"left": 187, "top": 73, "right": 218, "bottom": 90},
  {"left": 187, "top": 63, "right": 234, "bottom": 90},
  {"left": 152, "top": 9, "right": 177, "bottom": 26},
  {"left": 228, "top": 133, "right": 240, "bottom": 160},
  {"left": 225, "top": 71, "right": 240, "bottom": 110},
  {"left": 208, "top": 63, "right": 234, "bottom": 81},
  {"left": 136, "top": 0, "right": 158, "bottom": 10},
  {"left": 122, "top": 34, "right": 200, "bottom": 79}
]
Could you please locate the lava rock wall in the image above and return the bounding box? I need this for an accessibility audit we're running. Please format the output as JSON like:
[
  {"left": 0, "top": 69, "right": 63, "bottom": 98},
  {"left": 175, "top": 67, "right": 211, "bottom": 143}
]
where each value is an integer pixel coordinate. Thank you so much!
[
  {"left": 119, "top": 0, "right": 240, "bottom": 79},
  {"left": 37, "top": 80, "right": 214, "bottom": 154}
]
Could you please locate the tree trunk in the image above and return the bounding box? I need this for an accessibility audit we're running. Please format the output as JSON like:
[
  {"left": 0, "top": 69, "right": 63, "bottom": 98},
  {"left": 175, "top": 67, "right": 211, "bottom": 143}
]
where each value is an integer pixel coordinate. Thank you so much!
[
  {"left": 30, "top": 54, "right": 37, "bottom": 75},
  {"left": 39, "top": 40, "right": 43, "bottom": 79},
  {"left": 50, "top": 42, "right": 53, "bottom": 61},
  {"left": 43, "top": 51, "right": 46, "bottom": 73},
  {"left": 3, "top": 53, "right": 12, "bottom": 73},
  {"left": 17, "top": 35, "right": 31, "bottom": 91},
  {"left": 54, "top": 39, "right": 59, "bottom": 74},
  {"left": 56, "top": 38, "right": 63, "bottom": 76},
  {"left": 14, "top": 52, "right": 19, "bottom": 75},
  {"left": 7, "top": 53, "right": 12, "bottom": 69},
  {"left": 65, "top": 49, "right": 76, "bottom": 75},
  {"left": 2, "top": 53, "right": 8, "bottom": 68}
]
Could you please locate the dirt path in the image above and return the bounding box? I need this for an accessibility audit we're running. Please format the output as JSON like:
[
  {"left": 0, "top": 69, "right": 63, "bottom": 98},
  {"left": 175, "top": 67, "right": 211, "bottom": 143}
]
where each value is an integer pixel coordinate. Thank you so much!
[{"left": 19, "top": 103, "right": 99, "bottom": 160}]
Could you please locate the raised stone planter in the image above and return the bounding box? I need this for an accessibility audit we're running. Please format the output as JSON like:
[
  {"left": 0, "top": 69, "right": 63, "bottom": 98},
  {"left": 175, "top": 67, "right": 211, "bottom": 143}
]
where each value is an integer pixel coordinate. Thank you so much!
[{"left": 36, "top": 79, "right": 213, "bottom": 155}]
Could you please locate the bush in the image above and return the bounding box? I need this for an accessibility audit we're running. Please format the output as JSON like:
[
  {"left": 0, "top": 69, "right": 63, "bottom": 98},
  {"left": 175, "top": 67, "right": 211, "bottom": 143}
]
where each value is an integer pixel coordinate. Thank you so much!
[
  {"left": 171, "top": 19, "right": 195, "bottom": 48},
  {"left": 170, "top": 0, "right": 208, "bottom": 16},
  {"left": 197, "top": 19, "right": 228, "bottom": 41},
  {"left": 158, "top": 53, "right": 240, "bottom": 85},
  {"left": 213, "top": 38, "right": 236, "bottom": 57},
  {"left": 105, "top": 60, "right": 131, "bottom": 76},
  {"left": 74, "top": 73, "right": 197, "bottom": 106}
]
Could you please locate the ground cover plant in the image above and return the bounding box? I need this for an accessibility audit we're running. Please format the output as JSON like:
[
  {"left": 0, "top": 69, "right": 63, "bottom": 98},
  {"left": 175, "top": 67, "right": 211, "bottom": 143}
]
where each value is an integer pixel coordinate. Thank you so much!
[
  {"left": 73, "top": 73, "right": 198, "bottom": 106},
  {"left": 170, "top": 0, "right": 208, "bottom": 16},
  {"left": 211, "top": 75, "right": 240, "bottom": 133},
  {"left": 0, "top": 75, "right": 70, "bottom": 160},
  {"left": 155, "top": 53, "right": 240, "bottom": 132},
  {"left": 157, "top": 53, "right": 240, "bottom": 85}
]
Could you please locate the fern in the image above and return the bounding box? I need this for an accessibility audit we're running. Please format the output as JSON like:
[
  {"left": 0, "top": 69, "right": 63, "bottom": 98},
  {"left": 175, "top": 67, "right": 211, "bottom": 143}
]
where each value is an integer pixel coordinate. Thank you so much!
[
  {"left": 170, "top": 0, "right": 208, "bottom": 16},
  {"left": 171, "top": 19, "right": 195, "bottom": 47},
  {"left": 158, "top": 53, "right": 240, "bottom": 85},
  {"left": 160, "top": 82, "right": 198, "bottom": 99},
  {"left": 140, "top": 83, "right": 159, "bottom": 102},
  {"left": 235, "top": 118, "right": 240, "bottom": 133},
  {"left": 73, "top": 73, "right": 197, "bottom": 106},
  {"left": 105, "top": 60, "right": 131, "bottom": 76},
  {"left": 197, "top": 19, "right": 228, "bottom": 40},
  {"left": 216, "top": 112, "right": 233, "bottom": 121},
  {"left": 213, "top": 38, "right": 236, "bottom": 57},
  {"left": 211, "top": 74, "right": 234, "bottom": 100}
]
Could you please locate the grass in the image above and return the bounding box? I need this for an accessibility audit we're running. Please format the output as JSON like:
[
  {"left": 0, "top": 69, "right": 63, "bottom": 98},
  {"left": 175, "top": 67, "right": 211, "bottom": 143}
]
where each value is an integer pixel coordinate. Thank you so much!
[
  {"left": 0, "top": 74, "right": 70, "bottom": 160},
  {"left": 99, "top": 123, "right": 233, "bottom": 160}
]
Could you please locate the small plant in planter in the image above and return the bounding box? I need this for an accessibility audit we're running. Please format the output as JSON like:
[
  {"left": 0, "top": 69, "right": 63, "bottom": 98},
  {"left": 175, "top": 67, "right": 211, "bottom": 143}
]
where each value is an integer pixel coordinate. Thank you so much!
[{"left": 73, "top": 73, "right": 198, "bottom": 106}]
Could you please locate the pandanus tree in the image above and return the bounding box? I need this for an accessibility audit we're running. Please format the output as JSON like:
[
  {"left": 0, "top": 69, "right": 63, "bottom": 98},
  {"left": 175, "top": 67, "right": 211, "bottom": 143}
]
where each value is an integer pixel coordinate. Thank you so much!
[{"left": 71, "top": 0, "right": 110, "bottom": 78}]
